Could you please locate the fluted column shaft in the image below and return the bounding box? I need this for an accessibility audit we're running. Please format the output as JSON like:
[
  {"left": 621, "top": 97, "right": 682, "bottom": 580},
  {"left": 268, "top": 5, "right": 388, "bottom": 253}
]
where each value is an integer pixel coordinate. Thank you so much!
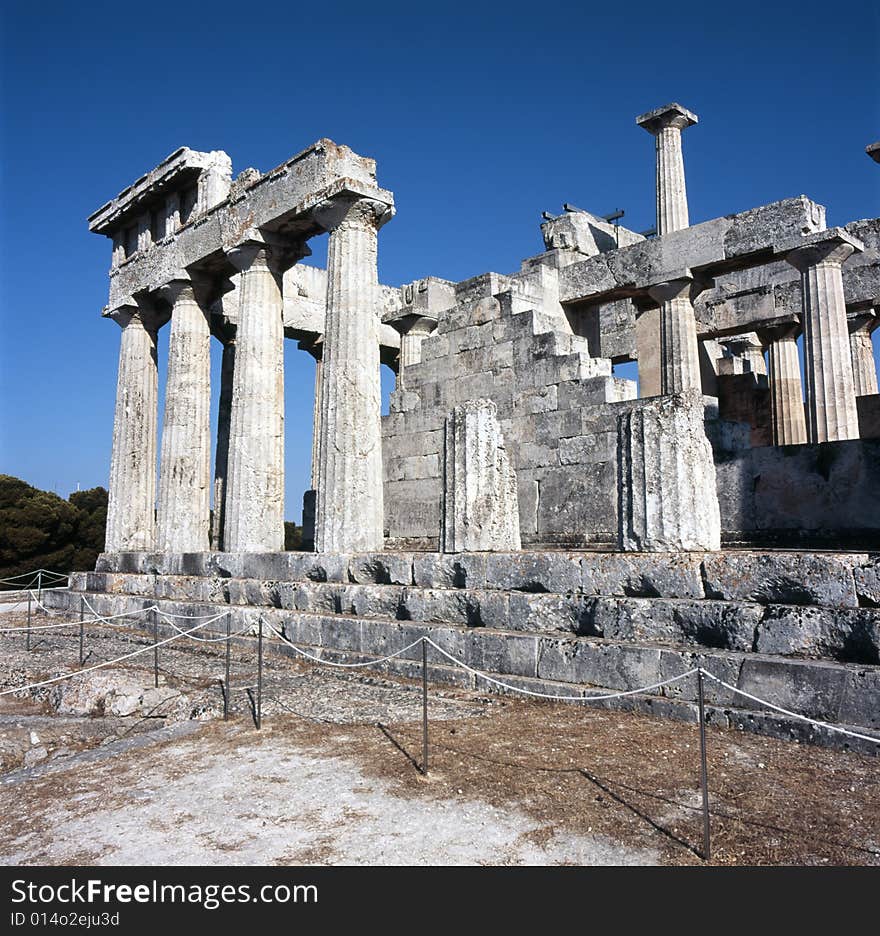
[
  {"left": 787, "top": 239, "right": 860, "bottom": 442},
  {"left": 849, "top": 316, "right": 879, "bottom": 397},
  {"left": 212, "top": 340, "right": 235, "bottom": 550},
  {"left": 155, "top": 281, "right": 211, "bottom": 552},
  {"left": 223, "top": 242, "right": 286, "bottom": 552},
  {"left": 315, "top": 196, "right": 393, "bottom": 553},
  {"left": 105, "top": 308, "right": 159, "bottom": 552},
  {"left": 655, "top": 125, "right": 689, "bottom": 235},
  {"left": 767, "top": 333, "right": 808, "bottom": 445},
  {"left": 648, "top": 278, "right": 702, "bottom": 394}
]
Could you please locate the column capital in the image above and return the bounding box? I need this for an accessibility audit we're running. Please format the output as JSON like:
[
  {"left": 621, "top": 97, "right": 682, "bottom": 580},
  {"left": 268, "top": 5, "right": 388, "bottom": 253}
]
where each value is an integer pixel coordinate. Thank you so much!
[
  {"left": 867, "top": 142, "right": 880, "bottom": 164},
  {"left": 297, "top": 335, "right": 324, "bottom": 361},
  {"left": 225, "top": 235, "right": 310, "bottom": 275},
  {"left": 312, "top": 195, "right": 395, "bottom": 234},
  {"left": 104, "top": 300, "right": 162, "bottom": 332},
  {"left": 384, "top": 311, "right": 438, "bottom": 339},
  {"left": 636, "top": 102, "right": 699, "bottom": 135},
  {"left": 755, "top": 320, "right": 801, "bottom": 345},
  {"left": 646, "top": 270, "right": 712, "bottom": 304},
  {"left": 847, "top": 306, "right": 878, "bottom": 335},
  {"left": 784, "top": 227, "right": 864, "bottom": 271},
  {"left": 158, "top": 276, "right": 197, "bottom": 306}
]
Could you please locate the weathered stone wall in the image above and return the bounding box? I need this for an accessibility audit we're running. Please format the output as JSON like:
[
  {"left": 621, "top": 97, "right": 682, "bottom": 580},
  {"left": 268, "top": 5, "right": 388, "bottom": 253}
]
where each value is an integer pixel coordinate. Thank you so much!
[{"left": 715, "top": 438, "right": 880, "bottom": 548}]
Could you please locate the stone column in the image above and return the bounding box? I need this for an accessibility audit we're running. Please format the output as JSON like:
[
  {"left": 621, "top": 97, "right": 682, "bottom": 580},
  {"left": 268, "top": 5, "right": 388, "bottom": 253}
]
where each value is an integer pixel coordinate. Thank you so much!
[
  {"left": 647, "top": 276, "right": 702, "bottom": 395},
  {"left": 848, "top": 310, "right": 879, "bottom": 397},
  {"left": 398, "top": 318, "right": 435, "bottom": 388},
  {"left": 105, "top": 304, "right": 159, "bottom": 552},
  {"left": 223, "top": 240, "right": 287, "bottom": 552},
  {"left": 297, "top": 338, "right": 323, "bottom": 553},
  {"left": 785, "top": 230, "right": 863, "bottom": 442},
  {"left": 156, "top": 279, "right": 212, "bottom": 553},
  {"left": 314, "top": 195, "right": 394, "bottom": 553},
  {"left": 211, "top": 339, "right": 235, "bottom": 550},
  {"left": 636, "top": 103, "right": 699, "bottom": 235},
  {"left": 760, "top": 325, "right": 808, "bottom": 446}
]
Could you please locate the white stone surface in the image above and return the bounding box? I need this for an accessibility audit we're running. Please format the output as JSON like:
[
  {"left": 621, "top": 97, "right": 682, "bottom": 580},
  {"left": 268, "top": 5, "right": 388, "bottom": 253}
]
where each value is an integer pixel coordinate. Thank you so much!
[
  {"left": 315, "top": 196, "right": 393, "bottom": 553},
  {"left": 618, "top": 391, "right": 721, "bottom": 551},
  {"left": 848, "top": 311, "right": 879, "bottom": 397},
  {"left": 442, "top": 399, "right": 521, "bottom": 553},
  {"left": 156, "top": 281, "right": 211, "bottom": 552},
  {"left": 105, "top": 307, "right": 158, "bottom": 552}
]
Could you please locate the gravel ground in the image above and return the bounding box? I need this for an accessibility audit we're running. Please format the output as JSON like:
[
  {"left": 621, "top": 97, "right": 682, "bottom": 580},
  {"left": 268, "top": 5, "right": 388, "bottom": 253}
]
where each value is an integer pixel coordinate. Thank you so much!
[{"left": 0, "top": 609, "right": 877, "bottom": 866}]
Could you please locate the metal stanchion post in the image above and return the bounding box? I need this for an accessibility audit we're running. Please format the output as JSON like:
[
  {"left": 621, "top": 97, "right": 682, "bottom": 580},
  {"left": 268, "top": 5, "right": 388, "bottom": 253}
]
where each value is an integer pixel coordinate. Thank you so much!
[
  {"left": 422, "top": 638, "right": 429, "bottom": 776},
  {"left": 153, "top": 609, "right": 159, "bottom": 689},
  {"left": 224, "top": 613, "right": 231, "bottom": 722},
  {"left": 79, "top": 596, "right": 85, "bottom": 665},
  {"left": 37, "top": 571, "right": 42, "bottom": 611},
  {"left": 26, "top": 592, "right": 32, "bottom": 652},
  {"left": 256, "top": 616, "right": 263, "bottom": 730},
  {"left": 697, "top": 668, "right": 711, "bottom": 862}
]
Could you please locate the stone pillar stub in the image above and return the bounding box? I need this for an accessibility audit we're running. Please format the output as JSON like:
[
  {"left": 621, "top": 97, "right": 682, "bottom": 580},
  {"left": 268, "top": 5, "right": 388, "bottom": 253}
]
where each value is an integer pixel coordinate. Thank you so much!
[
  {"left": 104, "top": 303, "right": 160, "bottom": 552},
  {"left": 785, "top": 229, "right": 864, "bottom": 442},
  {"left": 617, "top": 390, "right": 721, "bottom": 552},
  {"left": 647, "top": 274, "right": 705, "bottom": 395},
  {"left": 222, "top": 239, "right": 291, "bottom": 552},
  {"left": 636, "top": 102, "right": 698, "bottom": 236},
  {"left": 442, "top": 399, "right": 521, "bottom": 553},
  {"left": 314, "top": 195, "right": 394, "bottom": 554}
]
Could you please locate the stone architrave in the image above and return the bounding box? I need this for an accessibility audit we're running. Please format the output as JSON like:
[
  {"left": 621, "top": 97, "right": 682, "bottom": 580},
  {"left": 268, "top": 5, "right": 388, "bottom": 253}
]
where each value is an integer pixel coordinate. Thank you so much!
[
  {"left": 314, "top": 195, "right": 394, "bottom": 554},
  {"left": 636, "top": 103, "right": 699, "bottom": 235},
  {"left": 785, "top": 229, "right": 863, "bottom": 442},
  {"left": 223, "top": 240, "right": 288, "bottom": 552},
  {"left": 442, "top": 399, "right": 521, "bottom": 553},
  {"left": 647, "top": 276, "right": 703, "bottom": 394},
  {"left": 211, "top": 339, "right": 235, "bottom": 550},
  {"left": 105, "top": 304, "right": 159, "bottom": 552},
  {"left": 848, "top": 310, "right": 879, "bottom": 397},
  {"left": 618, "top": 390, "right": 721, "bottom": 551},
  {"left": 156, "top": 279, "right": 212, "bottom": 553},
  {"left": 759, "top": 324, "right": 808, "bottom": 446}
]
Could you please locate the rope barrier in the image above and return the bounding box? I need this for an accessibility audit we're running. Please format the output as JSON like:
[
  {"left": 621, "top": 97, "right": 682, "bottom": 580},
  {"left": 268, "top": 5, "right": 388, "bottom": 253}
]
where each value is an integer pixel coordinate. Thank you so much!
[
  {"left": 159, "top": 614, "right": 253, "bottom": 644},
  {"left": 699, "top": 671, "right": 880, "bottom": 745},
  {"left": 0, "top": 615, "right": 223, "bottom": 697},
  {"left": 264, "top": 622, "right": 427, "bottom": 668}
]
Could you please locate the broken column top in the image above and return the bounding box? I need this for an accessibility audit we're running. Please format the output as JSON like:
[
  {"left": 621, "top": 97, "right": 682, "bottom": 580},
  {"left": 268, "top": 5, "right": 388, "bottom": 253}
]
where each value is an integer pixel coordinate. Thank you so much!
[
  {"left": 636, "top": 102, "right": 699, "bottom": 134},
  {"left": 88, "top": 147, "right": 232, "bottom": 236}
]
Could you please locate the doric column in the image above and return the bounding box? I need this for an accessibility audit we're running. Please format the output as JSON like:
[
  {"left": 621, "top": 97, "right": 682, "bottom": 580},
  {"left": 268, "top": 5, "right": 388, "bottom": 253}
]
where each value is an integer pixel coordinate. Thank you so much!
[
  {"left": 156, "top": 278, "right": 212, "bottom": 553},
  {"left": 647, "top": 275, "right": 703, "bottom": 395},
  {"left": 222, "top": 240, "right": 288, "bottom": 552},
  {"left": 759, "top": 324, "right": 808, "bottom": 446},
  {"left": 314, "top": 195, "right": 394, "bottom": 553},
  {"left": 105, "top": 304, "right": 159, "bottom": 552},
  {"left": 848, "top": 310, "right": 879, "bottom": 397},
  {"left": 636, "top": 103, "right": 699, "bottom": 235},
  {"left": 398, "top": 317, "right": 436, "bottom": 388},
  {"left": 211, "top": 339, "right": 235, "bottom": 550},
  {"left": 785, "top": 229, "right": 864, "bottom": 442}
]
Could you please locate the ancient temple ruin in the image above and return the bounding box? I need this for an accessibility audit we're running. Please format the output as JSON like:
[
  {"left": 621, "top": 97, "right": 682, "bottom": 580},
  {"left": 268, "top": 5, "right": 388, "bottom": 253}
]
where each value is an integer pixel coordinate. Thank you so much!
[{"left": 45, "top": 106, "right": 880, "bottom": 748}]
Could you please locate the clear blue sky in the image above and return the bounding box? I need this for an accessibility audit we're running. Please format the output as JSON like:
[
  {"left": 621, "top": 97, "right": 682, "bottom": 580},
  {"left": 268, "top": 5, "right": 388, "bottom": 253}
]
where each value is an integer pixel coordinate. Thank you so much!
[{"left": 1, "top": 0, "right": 878, "bottom": 520}]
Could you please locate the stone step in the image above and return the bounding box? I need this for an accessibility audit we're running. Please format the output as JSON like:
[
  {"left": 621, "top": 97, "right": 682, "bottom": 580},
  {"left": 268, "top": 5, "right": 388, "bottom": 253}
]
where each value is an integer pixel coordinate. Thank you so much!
[
  {"left": 71, "top": 571, "right": 880, "bottom": 665},
  {"left": 41, "top": 588, "right": 880, "bottom": 753},
  {"left": 93, "top": 549, "right": 875, "bottom": 609}
]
